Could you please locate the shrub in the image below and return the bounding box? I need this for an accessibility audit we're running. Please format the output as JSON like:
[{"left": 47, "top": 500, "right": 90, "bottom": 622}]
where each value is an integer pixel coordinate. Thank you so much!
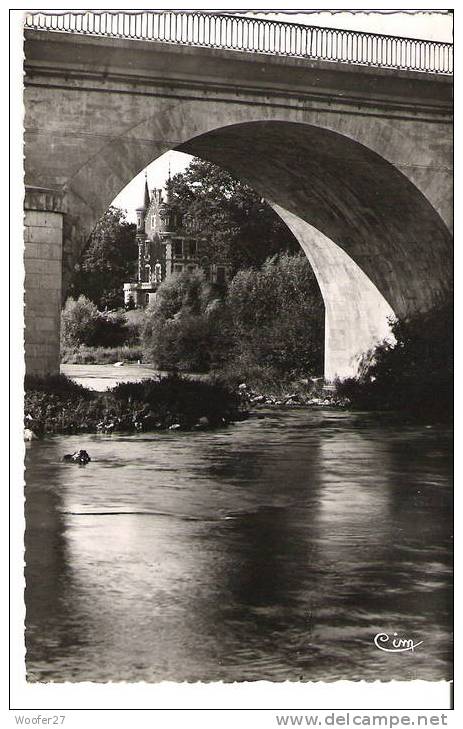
[
  {"left": 124, "top": 308, "right": 146, "bottom": 345},
  {"left": 335, "top": 301, "right": 453, "bottom": 421},
  {"left": 142, "top": 271, "right": 232, "bottom": 372},
  {"left": 91, "top": 310, "right": 129, "bottom": 347},
  {"left": 111, "top": 374, "right": 242, "bottom": 427},
  {"left": 141, "top": 254, "right": 324, "bottom": 384},
  {"left": 24, "top": 374, "right": 245, "bottom": 434},
  {"left": 61, "top": 298, "right": 137, "bottom": 350},
  {"left": 226, "top": 253, "right": 324, "bottom": 379},
  {"left": 215, "top": 356, "right": 286, "bottom": 393},
  {"left": 61, "top": 295, "right": 100, "bottom": 347},
  {"left": 24, "top": 373, "right": 94, "bottom": 397},
  {"left": 145, "top": 313, "right": 230, "bottom": 373}
]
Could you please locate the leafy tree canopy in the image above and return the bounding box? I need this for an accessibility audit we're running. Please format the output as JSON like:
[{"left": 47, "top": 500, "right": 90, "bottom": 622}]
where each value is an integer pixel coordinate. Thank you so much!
[
  {"left": 168, "top": 159, "right": 300, "bottom": 271},
  {"left": 142, "top": 253, "right": 324, "bottom": 379},
  {"left": 69, "top": 207, "right": 137, "bottom": 310},
  {"left": 227, "top": 253, "right": 324, "bottom": 377}
]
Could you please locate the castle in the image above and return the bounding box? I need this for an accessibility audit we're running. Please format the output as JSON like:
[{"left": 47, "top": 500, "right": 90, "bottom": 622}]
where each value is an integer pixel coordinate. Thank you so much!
[{"left": 124, "top": 173, "right": 228, "bottom": 307}]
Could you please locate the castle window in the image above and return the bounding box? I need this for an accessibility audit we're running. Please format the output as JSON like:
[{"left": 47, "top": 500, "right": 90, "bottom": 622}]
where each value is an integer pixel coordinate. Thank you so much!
[
  {"left": 151, "top": 215, "right": 156, "bottom": 229},
  {"left": 144, "top": 264, "right": 151, "bottom": 283},
  {"left": 188, "top": 240, "right": 197, "bottom": 257},
  {"left": 173, "top": 240, "right": 183, "bottom": 258},
  {"left": 144, "top": 241, "right": 150, "bottom": 257},
  {"left": 168, "top": 212, "right": 178, "bottom": 230},
  {"left": 154, "top": 262, "right": 162, "bottom": 283},
  {"left": 174, "top": 264, "right": 183, "bottom": 274},
  {"left": 216, "top": 266, "right": 226, "bottom": 285}
]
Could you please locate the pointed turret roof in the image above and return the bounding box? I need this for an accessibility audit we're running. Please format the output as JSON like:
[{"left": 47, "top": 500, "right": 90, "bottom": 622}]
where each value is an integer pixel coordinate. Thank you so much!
[
  {"left": 164, "top": 162, "right": 173, "bottom": 204},
  {"left": 143, "top": 171, "right": 150, "bottom": 210}
]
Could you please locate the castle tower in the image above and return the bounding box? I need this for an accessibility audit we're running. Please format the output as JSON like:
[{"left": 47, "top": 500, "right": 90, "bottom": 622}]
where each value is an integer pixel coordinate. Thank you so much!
[
  {"left": 136, "top": 172, "right": 150, "bottom": 284},
  {"left": 159, "top": 164, "right": 178, "bottom": 236},
  {"left": 124, "top": 172, "right": 152, "bottom": 307}
]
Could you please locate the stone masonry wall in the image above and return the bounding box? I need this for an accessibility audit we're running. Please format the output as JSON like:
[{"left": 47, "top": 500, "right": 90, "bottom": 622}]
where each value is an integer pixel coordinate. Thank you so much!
[{"left": 24, "top": 189, "right": 64, "bottom": 376}]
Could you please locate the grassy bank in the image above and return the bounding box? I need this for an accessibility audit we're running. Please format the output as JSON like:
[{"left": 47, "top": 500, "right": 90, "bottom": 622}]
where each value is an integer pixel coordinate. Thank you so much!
[
  {"left": 61, "top": 344, "right": 143, "bottom": 365},
  {"left": 24, "top": 374, "right": 246, "bottom": 436}
]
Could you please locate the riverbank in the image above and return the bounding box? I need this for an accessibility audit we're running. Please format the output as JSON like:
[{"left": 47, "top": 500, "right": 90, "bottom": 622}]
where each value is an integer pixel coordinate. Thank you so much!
[
  {"left": 24, "top": 374, "right": 246, "bottom": 436},
  {"left": 235, "top": 381, "right": 348, "bottom": 409},
  {"left": 61, "top": 344, "right": 143, "bottom": 364},
  {"left": 28, "top": 362, "right": 447, "bottom": 441},
  {"left": 60, "top": 363, "right": 346, "bottom": 406}
]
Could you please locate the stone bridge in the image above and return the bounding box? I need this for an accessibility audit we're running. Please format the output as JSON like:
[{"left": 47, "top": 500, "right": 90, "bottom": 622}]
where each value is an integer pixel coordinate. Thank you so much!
[{"left": 23, "top": 12, "right": 453, "bottom": 379}]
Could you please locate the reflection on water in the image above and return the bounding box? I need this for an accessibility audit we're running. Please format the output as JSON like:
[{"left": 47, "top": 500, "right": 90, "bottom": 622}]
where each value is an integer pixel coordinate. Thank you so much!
[{"left": 24, "top": 409, "right": 452, "bottom": 682}]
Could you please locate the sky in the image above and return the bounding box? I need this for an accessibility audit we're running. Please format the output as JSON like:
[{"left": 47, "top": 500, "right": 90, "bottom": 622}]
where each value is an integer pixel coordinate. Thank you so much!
[{"left": 111, "top": 9, "right": 453, "bottom": 222}]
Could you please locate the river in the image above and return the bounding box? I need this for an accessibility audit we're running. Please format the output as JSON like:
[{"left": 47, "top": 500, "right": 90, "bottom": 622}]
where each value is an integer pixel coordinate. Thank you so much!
[{"left": 24, "top": 368, "right": 452, "bottom": 683}]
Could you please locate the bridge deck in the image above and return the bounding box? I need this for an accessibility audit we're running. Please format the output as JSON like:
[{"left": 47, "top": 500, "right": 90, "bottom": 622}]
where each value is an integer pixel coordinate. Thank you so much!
[{"left": 24, "top": 11, "right": 453, "bottom": 75}]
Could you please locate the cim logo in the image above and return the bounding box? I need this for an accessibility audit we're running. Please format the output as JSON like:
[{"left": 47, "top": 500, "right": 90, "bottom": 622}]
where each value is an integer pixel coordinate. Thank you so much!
[{"left": 374, "top": 632, "right": 423, "bottom": 653}]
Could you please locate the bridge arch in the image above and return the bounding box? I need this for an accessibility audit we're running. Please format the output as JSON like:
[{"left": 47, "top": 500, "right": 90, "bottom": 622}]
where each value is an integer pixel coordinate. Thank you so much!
[
  {"left": 59, "top": 117, "right": 451, "bottom": 378},
  {"left": 183, "top": 118, "right": 451, "bottom": 379},
  {"left": 24, "top": 29, "right": 452, "bottom": 378}
]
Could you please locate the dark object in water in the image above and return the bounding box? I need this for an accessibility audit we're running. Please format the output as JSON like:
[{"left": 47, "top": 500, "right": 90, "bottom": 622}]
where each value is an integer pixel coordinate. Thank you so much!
[{"left": 63, "top": 449, "right": 91, "bottom": 465}]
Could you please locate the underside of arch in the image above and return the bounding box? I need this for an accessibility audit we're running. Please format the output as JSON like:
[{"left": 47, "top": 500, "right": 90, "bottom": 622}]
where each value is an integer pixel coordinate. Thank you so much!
[
  {"left": 178, "top": 121, "right": 452, "bottom": 321},
  {"left": 273, "top": 205, "right": 395, "bottom": 380}
]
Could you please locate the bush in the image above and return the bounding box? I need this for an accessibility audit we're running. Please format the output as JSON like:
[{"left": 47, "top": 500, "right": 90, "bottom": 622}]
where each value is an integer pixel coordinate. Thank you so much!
[
  {"left": 91, "top": 311, "right": 128, "bottom": 347},
  {"left": 226, "top": 253, "right": 324, "bottom": 379},
  {"left": 146, "top": 314, "right": 230, "bottom": 373},
  {"left": 24, "top": 375, "right": 98, "bottom": 436},
  {"left": 141, "top": 254, "right": 324, "bottom": 384},
  {"left": 335, "top": 301, "right": 453, "bottom": 421},
  {"left": 215, "top": 356, "right": 287, "bottom": 393},
  {"left": 142, "top": 271, "right": 232, "bottom": 372},
  {"left": 24, "top": 373, "right": 93, "bottom": 398},
  {"left": 124, "top": 308, "right": 146, "bottom": 345},
  {"left": 61, "top": 298, "right": 138, "bottom": 350},
  {"left": 61, "top": 295, "right": 100, "bottom": 347},
  {"left": 111, "top": 374, "right": 242, "bottom": 428},
  {"left": 24, "top": 374, "right": 245, "bottom": 434}
]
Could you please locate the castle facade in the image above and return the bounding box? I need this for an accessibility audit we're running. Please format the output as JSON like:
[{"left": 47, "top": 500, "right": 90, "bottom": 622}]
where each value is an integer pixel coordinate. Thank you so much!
[{"left": 124, "top": 175, "right": 228, "bottom": 307}]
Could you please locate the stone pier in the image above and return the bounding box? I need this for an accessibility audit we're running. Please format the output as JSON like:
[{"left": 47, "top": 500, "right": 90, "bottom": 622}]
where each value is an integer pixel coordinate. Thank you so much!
[{"left": 24, "top": 188, "right": 64, "bottom": 377}]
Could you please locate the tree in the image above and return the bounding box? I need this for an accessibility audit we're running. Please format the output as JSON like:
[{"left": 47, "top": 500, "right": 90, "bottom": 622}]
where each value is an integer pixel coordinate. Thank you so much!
[
  {"left": 142, "top": 255, "right": 324, "bottom": 380},
  {"left": 69, "top": 207, "right": 137, "bottom": 310},
  {"left": 227, "top": 253, "right": 325, "bottom": 378},
  {"left": 142, "top": 270, "right": 232, "bottom": 372},
  {"left": 61, "top": 295, "right": 100, "bottom": 347},
  {"left": 168, "top": 159, "right": 300, "bottom": 271}
]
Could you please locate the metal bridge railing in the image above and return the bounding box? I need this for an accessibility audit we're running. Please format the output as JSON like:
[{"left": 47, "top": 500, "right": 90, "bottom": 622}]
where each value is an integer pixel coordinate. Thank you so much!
[{"left": 24, "top": 11, "right": 453, "bottom": 75}]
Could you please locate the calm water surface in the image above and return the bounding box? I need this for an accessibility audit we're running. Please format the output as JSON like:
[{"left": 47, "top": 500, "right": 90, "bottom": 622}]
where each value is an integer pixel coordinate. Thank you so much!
[{"left": 25, "top": 408, "right": 452, "bottom": 682}]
